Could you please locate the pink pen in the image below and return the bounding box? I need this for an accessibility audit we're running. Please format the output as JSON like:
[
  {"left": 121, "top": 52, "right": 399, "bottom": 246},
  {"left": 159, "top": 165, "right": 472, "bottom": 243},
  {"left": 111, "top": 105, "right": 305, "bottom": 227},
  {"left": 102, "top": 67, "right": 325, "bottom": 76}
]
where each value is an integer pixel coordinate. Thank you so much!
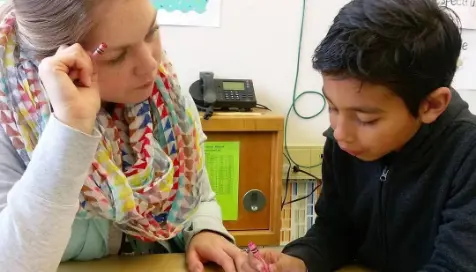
[{"left": 248, "top": 242, "right": 270, "bottom": 272}]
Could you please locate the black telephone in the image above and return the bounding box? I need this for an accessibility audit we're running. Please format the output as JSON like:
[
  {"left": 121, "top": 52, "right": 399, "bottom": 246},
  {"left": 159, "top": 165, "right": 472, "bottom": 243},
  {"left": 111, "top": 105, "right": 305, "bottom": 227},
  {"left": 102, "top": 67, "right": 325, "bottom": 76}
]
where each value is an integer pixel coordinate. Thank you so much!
[{"left": 189, "top": 71, "right": 257, "bottom": 112}]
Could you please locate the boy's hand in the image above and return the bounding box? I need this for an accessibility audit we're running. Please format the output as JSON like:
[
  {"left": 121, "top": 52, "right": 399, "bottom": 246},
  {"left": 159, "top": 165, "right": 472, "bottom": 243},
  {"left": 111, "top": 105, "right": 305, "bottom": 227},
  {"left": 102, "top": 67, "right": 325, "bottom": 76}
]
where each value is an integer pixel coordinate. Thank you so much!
[{"left": 240, "top": 249, "right": 307, "bottom": 272}]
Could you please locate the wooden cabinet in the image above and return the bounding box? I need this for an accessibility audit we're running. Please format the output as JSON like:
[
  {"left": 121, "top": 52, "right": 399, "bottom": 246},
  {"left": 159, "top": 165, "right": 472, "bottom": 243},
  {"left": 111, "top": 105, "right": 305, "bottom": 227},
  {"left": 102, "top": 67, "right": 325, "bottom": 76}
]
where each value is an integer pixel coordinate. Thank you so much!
[{"left": 200, "top": 110, "right": 284, "bottom": 246}]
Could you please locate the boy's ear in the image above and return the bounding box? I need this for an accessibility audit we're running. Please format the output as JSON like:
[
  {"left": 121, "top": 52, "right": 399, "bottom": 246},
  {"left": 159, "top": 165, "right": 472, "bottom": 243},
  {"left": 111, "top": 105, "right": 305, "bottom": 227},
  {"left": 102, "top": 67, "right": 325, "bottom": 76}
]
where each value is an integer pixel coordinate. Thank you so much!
[{"left": 419, "top": 87, "right": 452, "bottom": 124}]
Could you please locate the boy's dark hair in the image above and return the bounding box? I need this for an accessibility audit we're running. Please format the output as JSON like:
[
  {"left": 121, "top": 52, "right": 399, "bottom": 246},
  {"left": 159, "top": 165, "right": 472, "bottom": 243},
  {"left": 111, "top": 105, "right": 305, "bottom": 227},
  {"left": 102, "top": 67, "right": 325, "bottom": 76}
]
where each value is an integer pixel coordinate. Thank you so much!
[{"left": 314, "top": 0, "right": 462, "bottom": 116}]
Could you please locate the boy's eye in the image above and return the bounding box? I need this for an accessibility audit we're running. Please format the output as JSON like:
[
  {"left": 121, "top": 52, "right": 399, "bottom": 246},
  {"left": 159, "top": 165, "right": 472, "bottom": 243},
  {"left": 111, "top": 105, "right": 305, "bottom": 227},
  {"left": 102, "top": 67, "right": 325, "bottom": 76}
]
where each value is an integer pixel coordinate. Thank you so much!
[{"left": 358, "top": 119, "right": 379, "bottom": 126}]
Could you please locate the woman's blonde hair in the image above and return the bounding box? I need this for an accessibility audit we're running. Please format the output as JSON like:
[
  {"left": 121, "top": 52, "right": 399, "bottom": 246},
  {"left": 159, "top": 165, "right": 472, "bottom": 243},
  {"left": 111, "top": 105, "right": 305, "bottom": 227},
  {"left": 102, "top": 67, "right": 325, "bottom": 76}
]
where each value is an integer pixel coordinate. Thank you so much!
[{"left": 0, "top": 0, "right": 100, "bottom": 59}]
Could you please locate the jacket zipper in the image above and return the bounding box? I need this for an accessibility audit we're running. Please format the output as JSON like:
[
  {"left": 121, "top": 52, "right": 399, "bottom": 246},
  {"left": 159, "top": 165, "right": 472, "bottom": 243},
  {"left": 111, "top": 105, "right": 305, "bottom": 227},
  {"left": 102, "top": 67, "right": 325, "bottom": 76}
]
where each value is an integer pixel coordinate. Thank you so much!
[{"left": 379, "top": 166, "right": 389, "bottom": 269}]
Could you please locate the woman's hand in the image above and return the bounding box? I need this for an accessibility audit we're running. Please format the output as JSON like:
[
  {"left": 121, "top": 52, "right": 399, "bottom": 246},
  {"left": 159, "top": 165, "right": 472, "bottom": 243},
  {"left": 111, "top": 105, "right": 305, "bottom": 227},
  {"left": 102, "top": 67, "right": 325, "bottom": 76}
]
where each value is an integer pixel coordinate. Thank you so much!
[
  {"left": 39, "top": 43, "right": 100, "bottom": 134},
  {"left": 240, "top": 249, "right": 307, "bottom": 272},
  {"left": 186, "top": 231, "right": 246, "bottom": 272}
]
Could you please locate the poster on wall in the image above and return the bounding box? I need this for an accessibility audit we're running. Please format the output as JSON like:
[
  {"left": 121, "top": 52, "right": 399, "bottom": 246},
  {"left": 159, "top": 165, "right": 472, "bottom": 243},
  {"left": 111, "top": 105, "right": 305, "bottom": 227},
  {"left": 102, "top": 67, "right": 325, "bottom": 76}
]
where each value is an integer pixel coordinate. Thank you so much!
[
  {"left": 452, "top": 30, "right": 476, "bottom": 90},
  {"left": 438, "top": 0, "right": 476, "bottom": 30},
  {"left": 436, "top": 0, "right": 476, "bottom": 90},
  {"left": 152, "top": 0, "right": 222, "bottom": 27}
]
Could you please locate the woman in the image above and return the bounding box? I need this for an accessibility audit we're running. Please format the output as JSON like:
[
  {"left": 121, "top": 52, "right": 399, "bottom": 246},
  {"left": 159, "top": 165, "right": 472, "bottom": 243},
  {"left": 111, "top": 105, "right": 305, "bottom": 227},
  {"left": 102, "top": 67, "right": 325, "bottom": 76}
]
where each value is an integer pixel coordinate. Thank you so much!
[{"left": 0, "top": 0, "right": 244, "bottom": 271}]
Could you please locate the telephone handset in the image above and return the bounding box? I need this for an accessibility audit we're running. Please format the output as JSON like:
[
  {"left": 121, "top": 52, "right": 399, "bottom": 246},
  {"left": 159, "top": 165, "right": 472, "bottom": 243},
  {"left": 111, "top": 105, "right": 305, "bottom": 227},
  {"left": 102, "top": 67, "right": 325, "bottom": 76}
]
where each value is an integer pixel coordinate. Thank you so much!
[
  {"left": 200, "top": 71, "right": 217, "bottom": 106},
  {"left": 189, "top": 71, "right": 257, "bottom": 114}
]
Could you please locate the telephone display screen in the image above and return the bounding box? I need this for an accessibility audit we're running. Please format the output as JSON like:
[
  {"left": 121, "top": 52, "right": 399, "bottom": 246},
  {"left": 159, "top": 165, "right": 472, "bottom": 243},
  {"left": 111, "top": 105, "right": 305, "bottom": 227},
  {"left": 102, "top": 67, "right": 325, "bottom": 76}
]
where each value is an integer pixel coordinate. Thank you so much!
[{"left": 223, "top": 81, "right": 245, "bottom": 91}]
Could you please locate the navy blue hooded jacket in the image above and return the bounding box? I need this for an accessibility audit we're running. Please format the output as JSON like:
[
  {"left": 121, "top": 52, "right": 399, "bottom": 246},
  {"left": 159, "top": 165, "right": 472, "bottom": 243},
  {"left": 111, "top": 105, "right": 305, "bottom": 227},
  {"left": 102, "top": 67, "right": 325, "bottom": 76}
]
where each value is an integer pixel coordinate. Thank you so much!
[{"left": 283, "top": 91, "right": 476, "bottom": 272}]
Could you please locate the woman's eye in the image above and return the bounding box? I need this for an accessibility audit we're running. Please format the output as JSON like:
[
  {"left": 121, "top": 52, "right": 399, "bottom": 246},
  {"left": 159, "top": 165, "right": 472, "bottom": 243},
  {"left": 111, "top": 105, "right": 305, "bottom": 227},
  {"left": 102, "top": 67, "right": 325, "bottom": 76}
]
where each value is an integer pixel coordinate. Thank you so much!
[
  {"left": 108, "top": 52, "right": 126, "bottom": 65},
  {"left": 146, "top": 25, "right": 159, "bottom": 41}
]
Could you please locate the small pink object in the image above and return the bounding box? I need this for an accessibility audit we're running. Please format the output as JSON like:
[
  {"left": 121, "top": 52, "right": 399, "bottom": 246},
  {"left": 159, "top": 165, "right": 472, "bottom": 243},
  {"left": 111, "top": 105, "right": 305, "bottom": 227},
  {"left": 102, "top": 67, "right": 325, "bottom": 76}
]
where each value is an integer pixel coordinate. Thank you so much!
[
  {"left": 248, "top": 242, "right": 270, "bottom": 272},
  {"left": 92, "top": 42, "right": 107, "bottom": 57}
]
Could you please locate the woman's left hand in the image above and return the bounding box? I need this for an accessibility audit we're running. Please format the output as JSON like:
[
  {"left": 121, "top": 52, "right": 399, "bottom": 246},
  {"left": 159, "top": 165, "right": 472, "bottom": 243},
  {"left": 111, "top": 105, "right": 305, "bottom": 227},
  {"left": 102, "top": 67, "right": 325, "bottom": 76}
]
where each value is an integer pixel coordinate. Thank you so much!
[{"left": 186, "top": 231, "right": 246, "bottom": 272}]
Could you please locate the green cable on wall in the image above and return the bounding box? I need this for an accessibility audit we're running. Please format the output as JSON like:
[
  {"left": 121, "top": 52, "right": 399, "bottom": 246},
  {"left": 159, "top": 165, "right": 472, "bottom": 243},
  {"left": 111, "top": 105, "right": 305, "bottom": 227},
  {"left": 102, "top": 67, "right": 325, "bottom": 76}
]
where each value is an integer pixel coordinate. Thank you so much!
[{"left": 284, "top": 0, "right": 327, "bottom": 169}]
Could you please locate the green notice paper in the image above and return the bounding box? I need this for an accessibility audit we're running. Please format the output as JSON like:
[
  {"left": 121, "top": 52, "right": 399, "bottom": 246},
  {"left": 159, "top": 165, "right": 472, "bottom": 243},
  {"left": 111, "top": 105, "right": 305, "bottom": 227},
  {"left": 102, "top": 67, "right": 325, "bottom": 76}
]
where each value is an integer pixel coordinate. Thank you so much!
[{"left": 204, "top": 142, "right": 240, "bottom": 221}]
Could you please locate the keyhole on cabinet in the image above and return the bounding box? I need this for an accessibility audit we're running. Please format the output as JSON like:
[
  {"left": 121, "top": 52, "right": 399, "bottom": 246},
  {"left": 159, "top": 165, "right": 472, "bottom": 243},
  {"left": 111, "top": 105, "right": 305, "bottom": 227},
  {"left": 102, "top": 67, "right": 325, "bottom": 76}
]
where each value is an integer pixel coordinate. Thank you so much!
[
  {"left": 251, "top": 192, "right": 258, "bottom": 211},
  {"left": 243, "top": 189, "right": 266, "bottom": 213}
]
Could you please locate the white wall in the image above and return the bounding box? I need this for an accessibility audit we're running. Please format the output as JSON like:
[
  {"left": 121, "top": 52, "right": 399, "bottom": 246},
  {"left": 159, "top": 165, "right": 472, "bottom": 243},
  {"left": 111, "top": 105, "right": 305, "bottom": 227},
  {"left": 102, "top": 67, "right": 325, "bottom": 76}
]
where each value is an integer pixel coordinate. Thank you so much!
[{"left": 159, "top": 0, "right": 476, "bottom": 145}]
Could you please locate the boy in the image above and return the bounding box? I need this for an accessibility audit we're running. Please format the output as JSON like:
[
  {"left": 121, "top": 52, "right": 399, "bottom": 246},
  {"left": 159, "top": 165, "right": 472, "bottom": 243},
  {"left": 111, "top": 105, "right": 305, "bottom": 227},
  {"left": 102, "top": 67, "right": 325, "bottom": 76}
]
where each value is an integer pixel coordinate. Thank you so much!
[{"left": 242, "top": 0, "right": 476, "bottom": 271}]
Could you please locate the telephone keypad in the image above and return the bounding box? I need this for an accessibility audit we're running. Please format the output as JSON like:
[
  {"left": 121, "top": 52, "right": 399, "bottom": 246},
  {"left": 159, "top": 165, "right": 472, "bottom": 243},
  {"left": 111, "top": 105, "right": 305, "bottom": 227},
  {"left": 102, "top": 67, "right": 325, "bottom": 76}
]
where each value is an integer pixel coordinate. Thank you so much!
[{"left": 223, "top": 91, "right": 255, "bottom": 101}]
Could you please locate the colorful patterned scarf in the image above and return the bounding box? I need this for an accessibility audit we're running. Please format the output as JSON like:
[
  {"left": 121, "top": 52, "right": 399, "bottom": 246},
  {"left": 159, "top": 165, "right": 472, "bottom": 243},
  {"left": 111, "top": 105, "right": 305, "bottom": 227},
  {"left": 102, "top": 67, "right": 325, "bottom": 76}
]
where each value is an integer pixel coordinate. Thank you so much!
[{"left": 0, "top": 12, "right": 203, "bottom": 242}]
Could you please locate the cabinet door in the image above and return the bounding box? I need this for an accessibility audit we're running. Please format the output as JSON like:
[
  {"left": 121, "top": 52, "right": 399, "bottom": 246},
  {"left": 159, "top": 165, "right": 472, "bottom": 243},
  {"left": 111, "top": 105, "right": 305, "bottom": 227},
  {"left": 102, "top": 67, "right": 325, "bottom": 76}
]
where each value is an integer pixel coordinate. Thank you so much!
[{"left": 205, "top": 131, "right": 273, "bottom": 231}]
